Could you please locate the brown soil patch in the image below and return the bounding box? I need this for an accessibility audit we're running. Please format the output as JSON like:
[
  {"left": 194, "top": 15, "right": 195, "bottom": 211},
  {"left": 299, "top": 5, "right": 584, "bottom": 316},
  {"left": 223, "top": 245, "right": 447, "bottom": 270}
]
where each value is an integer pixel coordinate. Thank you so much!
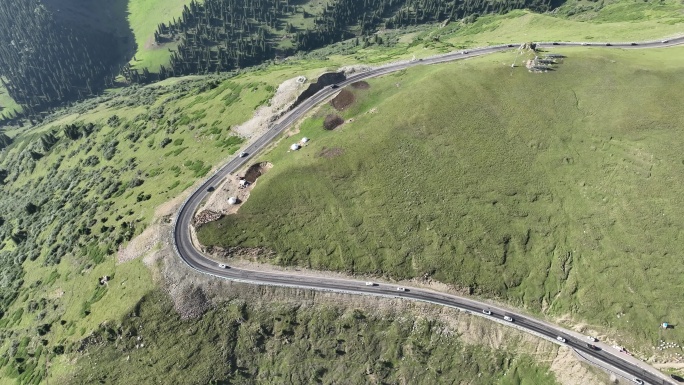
[
  {"left": 243, "top": 162, "right": 273, "bottom": 184},
  {"left": 323, "top": 114, "right": 344, "bottom": 130},
  {"left": 330, "top": 89, "right": 355, "bottom": 111},
  {"left": 318, "top": 147, "right": 345, "bottom": 158},
  {"left": 351, "top": 81, "right": 370, "bottom": 89}
]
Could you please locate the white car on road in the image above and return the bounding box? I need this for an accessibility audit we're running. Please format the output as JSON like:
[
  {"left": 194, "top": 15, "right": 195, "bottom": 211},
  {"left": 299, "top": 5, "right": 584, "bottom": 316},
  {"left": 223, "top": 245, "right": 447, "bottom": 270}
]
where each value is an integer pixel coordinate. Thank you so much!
[
  {"left": 218, "top": 263, "right": 227, "bottom": 268},
  {"left": 503, "top": 316, "right": 513, "bottom": 322},
  {"left": 482, "top": 309, "right": 492, "bottom": 315},
  {"left": 586, "top": 336, "right": 598, "bottom": 342},
  {"left": 365, "top": 282, "right": 375, "bottom": 286},
  {"left": 556, "top": 336, "right": 566, "bottom": 343},
  {"left": 396, "top": 287, "right": 407, "bottom": 292}
]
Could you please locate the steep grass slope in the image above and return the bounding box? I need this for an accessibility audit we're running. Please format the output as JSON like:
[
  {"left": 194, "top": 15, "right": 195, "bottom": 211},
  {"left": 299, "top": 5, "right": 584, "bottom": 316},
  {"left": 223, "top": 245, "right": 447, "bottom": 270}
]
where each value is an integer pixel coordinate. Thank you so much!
[
  {"left": 198, "top": 46, "right": 684, "bottom": 350},
  {"left": 61, "top": 290, "right": 562, "bottom": 385}
]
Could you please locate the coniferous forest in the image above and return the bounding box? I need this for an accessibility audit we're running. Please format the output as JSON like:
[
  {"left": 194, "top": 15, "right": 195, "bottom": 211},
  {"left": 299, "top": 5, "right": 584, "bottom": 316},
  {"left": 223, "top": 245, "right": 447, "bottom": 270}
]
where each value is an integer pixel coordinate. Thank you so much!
[
  {"left": 153, "top": 0, "right": 560, "bottom": 79},
  {"left": 0, "top": 0, "right": 131, "bottom": 120}
]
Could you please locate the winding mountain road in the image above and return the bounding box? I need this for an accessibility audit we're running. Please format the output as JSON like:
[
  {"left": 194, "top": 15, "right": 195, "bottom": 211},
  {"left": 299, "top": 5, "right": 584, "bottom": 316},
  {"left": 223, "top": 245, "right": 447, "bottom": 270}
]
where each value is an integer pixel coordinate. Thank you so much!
[{"left": 174, "top": 36, "right": 684, "bottom": 385}]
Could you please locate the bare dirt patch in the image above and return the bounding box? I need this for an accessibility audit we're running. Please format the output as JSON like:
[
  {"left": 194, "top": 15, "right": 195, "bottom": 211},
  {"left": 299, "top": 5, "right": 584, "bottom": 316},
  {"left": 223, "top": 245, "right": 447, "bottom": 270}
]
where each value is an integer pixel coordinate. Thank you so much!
[
  {"left": 117, "top": 224, "right": 163, "bottom": 263},
  {"left": 318, "top": 147, "right": 345, "bottom": 158},
  {"left": 350, "top": 81, "right": 370, "bottom": 89},
  {"left": 243, "top": 162, "right": 272, "bottom": 183},
  {"left": 330, "top": 89, "right": 355, "bottom": 111},
  {"left": 323, "top": 114, "right": 344, "bottom": 130},
  {"left": 117, "top": 183, "right": 193, "bottom": 264},
  {"left": 234, "top": 76, "right": 306, "bottom": 139}
]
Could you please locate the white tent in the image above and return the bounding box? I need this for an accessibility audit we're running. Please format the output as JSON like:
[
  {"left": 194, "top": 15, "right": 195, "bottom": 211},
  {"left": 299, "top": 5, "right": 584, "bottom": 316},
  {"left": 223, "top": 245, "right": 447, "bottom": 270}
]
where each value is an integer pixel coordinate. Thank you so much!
[
  {"left": 228, "top": 197, "right": 238, "bottom": 205},
  {"left": 301, "top": 137, "right": 310, "bottom": 143},
  {"left": 290, "top": 143, "right": 301, "bottom": 151}
]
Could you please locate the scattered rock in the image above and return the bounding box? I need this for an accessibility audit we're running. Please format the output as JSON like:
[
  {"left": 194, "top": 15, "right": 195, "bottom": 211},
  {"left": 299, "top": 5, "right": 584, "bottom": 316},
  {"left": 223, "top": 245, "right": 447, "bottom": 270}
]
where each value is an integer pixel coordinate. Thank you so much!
[
  {"left": 168, "top": 284, "right": 212, "bottom": 320},
  {"left": 194, "top": 210, "right": 222, "bottom": 227},
  {"left": 207, "top": 245, "right": 276, "bottom": 261}
]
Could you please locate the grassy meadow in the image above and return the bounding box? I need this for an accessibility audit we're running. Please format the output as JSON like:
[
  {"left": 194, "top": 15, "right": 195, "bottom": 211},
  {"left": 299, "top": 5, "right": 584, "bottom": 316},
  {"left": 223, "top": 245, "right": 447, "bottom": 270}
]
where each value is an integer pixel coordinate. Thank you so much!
[
  {"left": 0, "top": 85, "right": 21, "bottom": 118},
  {"left": 127, "top": 0, "right": 193, "bottom": 71},
  {"left": 198, "top": 46, "right": 684, "bottom": 349}
]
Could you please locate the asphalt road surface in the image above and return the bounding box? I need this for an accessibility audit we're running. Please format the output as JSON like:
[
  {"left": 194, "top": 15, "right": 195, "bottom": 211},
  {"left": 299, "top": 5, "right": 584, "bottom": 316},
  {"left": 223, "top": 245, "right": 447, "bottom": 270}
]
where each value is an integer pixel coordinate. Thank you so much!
[{"left": 174, "top": 35, "right": 684, "bottom": 385}]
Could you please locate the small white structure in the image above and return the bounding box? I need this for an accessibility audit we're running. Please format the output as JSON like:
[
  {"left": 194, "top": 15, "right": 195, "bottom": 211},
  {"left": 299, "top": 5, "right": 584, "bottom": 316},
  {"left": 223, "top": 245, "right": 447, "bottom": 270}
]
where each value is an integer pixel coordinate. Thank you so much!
[
  {"left": 300, "top": 137, "right": 310, "bottom": 144},
  {"left": 239, "top": 179, "right": 249, "bottom": 187},
  {"left": 290, "top": 143, "right": 301, "bottom": 151},
  {"left": 228, "top": 197, "right": 238, "bottom": 205}
]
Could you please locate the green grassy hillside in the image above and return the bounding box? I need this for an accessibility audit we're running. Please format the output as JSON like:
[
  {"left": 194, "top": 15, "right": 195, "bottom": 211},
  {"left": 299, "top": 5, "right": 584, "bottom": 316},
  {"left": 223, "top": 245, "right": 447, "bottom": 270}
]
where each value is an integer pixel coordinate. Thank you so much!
[
  {"left": 198, "top": 46, "right": 684, "bottom": 349},
  {"left": 0, "top": 1, "right": 682, "bottom": 382},
  {"left": 0, "top": 74, "right": 277, "bottom": 384}
]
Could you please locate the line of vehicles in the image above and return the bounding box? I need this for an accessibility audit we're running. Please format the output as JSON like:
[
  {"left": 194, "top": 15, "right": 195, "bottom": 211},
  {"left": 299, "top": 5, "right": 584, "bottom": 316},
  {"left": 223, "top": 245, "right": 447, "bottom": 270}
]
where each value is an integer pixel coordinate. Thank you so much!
[
  {"left": 213, "top": 270, "right": 646, "bottom": 384},
  {"left": 571, "top": 40, "right": 669, "bottom": 46},
  {"left": 214, "top": 270, "right": 645, "bottom": 384}
]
